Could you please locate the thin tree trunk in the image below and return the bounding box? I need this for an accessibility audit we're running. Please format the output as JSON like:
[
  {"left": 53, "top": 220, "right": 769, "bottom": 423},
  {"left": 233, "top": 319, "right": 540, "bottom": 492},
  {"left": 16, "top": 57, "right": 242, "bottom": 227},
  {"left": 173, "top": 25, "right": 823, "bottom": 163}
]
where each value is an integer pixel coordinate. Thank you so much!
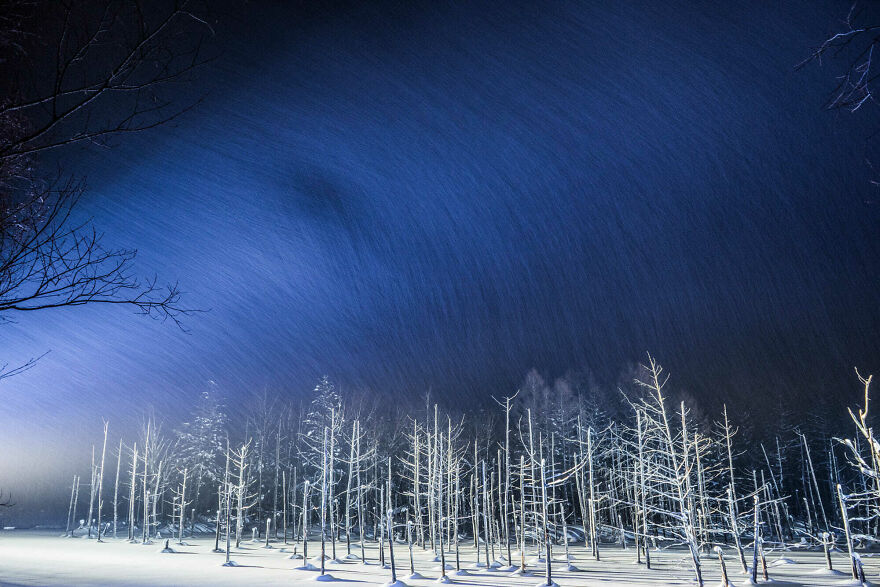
[
  {"left": 128, "top": 443, "right": 137, "bottom": 542},
  {"left": 822, "top": 531, "right": 833, "bottom": 571},
  {"left": 113, "top": 438, "right": 122, "bottom": 539},
  {"left": 72, "top": 476, "right": 80, "bottom": 535},
  {"left": 751, "top": 494, "right": 760, "bottom": 584},
  {"left": 481, "top": 461, "right": 490, "bottom": 568},
  {"left": 716, "top": 547, "right": 730, "bottom": 587},
  {"left": 320, "top": 427, "right": 328, "bottom": 576},
  {"left": 637, "top": 410, "right": 650, "bottom": 569},
  {"left": 454, "top": 459, "right": 461, "bottom": 572},
  {"left": 503, "top": 395, "right": 513, "bottom": 565},
  {"left": 437, "top": 443, "right": 446, "bottom": 580},
  {"left": 837, "top": 484, "right": 858, "bottom": 580},
  {"left": 151, "top": 460, "right": 163, "bottom": 541},
  {"left": 273, "top": 422, "right": 281, "bottom": 539},
  {"left": 540, "top": 459, "right": 552, "bottom": 587},
  {"left": 728, "top": 485, "right": 748, "bottom": 573},
  {"left": 357, "top": 427, "right": 365, "bottom": 562},
  {"left": 214, "top": 486, "right": 222, "bottom": 552},
  {"left": 803, "top": 434, "right": 829, "bottom": 531},
  {"left": 142, "top": 422, "right": 150, "bottom": 544},
  {"left": 413, "top": 420, "right": 423, "bottom": 549},
  {"left": 407, "top": 514, "right": 415, "bottom": 576},
  {"left": 329, "top": 410, "right": 337, "bottom": 561},
  {"left": 588, "top": 427, "right": 598, "bottom": 561},
  {"left": 178, "top": 468, "right": 187, "bottom": 544},
  {"left": 302, "top": 480, "right": 310, "bottom": 563},
  {"left": 519, "top": 455, "right": 527, "bottom": 573},
  {"left": 345, "top": 420, "right": 355, "bottom": 557},
  {"left": 387, "top": 456, "right": 398, "bottom": 583},
  {"left": 87, "top": 446, "right": 95, "bottom": 539},
  {"left": 379, "top": 486, "right": 386, "bottom": 568},
  {"left": 224, "top": 482, "right": 232, "bottom": 565},
  {"left": 66, "top": 475, "right": 78, "bottom": 537},
  {"left": 282, "top": 471, "right": 288, "bottom": 545},
  {"left": 96, "top": 421, "right": 108, "bottom": 541}
]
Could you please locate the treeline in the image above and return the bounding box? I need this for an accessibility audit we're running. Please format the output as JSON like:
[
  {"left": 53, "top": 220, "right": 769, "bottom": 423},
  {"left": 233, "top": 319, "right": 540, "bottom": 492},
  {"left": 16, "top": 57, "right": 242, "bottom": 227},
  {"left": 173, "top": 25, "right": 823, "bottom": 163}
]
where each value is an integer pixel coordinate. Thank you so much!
[{"left": 64, "top": 356, "right": 878, "bottom": 585}]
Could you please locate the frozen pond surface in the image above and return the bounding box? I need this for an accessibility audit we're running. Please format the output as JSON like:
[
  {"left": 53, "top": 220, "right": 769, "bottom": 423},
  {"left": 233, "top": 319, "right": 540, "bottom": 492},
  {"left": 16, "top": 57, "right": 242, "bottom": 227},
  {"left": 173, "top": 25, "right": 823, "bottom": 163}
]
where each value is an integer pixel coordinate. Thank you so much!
[{"left": 0, "top": 530, "right": 874, "bottom": 586}]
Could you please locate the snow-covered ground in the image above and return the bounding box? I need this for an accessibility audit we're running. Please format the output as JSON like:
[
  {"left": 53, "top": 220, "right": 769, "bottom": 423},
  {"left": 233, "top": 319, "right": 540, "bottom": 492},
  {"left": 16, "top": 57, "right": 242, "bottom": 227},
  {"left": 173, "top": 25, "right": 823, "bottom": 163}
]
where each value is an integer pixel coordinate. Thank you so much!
[{"left": 0, "top": 530, "right": 874, "bottom": 586}]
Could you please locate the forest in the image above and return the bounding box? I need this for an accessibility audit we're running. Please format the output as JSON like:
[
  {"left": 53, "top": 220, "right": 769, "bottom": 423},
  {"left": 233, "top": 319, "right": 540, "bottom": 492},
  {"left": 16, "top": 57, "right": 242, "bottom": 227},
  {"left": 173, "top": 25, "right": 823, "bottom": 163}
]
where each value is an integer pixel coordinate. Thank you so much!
[{"left": 49, "top": 356, "right": 880, "bottom": 587}]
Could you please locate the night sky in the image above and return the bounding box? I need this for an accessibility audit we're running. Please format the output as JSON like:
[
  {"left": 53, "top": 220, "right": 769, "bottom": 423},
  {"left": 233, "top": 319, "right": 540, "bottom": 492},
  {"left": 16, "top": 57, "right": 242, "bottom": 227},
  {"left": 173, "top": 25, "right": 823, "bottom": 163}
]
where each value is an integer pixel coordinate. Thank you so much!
[{"left": 2, "top": 0, "right": 880, "bottom": 522}]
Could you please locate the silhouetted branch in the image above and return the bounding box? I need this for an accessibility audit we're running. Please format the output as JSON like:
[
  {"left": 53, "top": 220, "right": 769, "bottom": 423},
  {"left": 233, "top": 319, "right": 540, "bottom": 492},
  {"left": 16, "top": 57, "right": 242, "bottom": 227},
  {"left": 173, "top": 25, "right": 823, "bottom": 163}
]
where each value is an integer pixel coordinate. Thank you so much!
[
  {"left": 0, "top": 0, "right": 214, "bottom": 163},
  {"left": 0, "top": 351, "right": 47, "bottom": 381},
  {"left": 0, "top": 1, "right": 213, "bottom": 379},
  {"left": 0, "top": 177, "right": 198, "bottom": 328},
  {"left": 799, "top": 2, "right": 880, "bottom": 112}
]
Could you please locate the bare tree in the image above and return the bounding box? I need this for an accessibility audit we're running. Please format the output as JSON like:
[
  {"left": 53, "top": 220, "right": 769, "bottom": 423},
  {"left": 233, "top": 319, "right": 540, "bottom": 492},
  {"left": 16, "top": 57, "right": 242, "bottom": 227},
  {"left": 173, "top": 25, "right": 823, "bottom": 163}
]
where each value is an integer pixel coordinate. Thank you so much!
[
  {"left": 800, "top": 2, "right": 880, "bottom": 113},
  {"left": 800, "top": 2, "right": 880, "bottom": 183},
  {"left": 228, "top": 440, "right": 255, "bottom": 549},
  {"left": 0, "top": 0, "right": 213, "bottom": 376},
  {"left": 1, "top": 1, "right": 213, "bottom": 161},
  {"left": 112, "top": 438, "right": 122, "bottom": 538},
  {"left": 633, "top": 354, "right": 704, "bottom": 587},
  {"left": 65, "top": 474, "right": 78, "bottom": 536},
  {"left": 96, "top": 420, "right": 109, "bottom": 541}
]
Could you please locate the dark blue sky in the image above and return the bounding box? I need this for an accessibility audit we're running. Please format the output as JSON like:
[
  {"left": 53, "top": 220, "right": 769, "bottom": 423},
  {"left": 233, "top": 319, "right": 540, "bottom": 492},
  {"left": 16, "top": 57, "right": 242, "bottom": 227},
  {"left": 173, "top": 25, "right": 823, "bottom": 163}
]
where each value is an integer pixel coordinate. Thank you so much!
[{"left": 2, "top": 0, "right": 879, "bottom": 519}]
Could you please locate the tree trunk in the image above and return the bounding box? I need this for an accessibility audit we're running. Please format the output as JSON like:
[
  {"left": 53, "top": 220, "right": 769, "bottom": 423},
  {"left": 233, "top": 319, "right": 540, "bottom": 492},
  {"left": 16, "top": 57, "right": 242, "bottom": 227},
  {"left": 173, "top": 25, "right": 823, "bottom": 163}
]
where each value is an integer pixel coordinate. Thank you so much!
[
  {"left": 321, "top": 426, "right": 329, "bottom": 575},
  {"left": 178, "top": 468, "right": 187, "bottom": 544},
  {"left": 728, "top": 485, "right": 747, "bottom": 573},
  {"left": 837, "top": 484, "right": 858, "bottom": 580},
  {"left": 142, "top": 423, "right": 150, "bottom": 544},
  {"left": 751, "top": 494, "right": 760, "bottom": 584},
  {"left": 112, "top": 438, "right": 122, "bottom": 539},
  {"left": 387, "top": 456, "right": 398, "bottom": 583},
  {"left": 87, "top": 446, "right": 95, "bottom": 539},
  {"left": 214, "top": 486, "right": 222, "bottom": 552},
  {"left": 540, "top": 459, "right": 552, "bottom": 587},
  {"left": 128, "top": 443, "right": 137, "bottom": 542},
  {"left": 96, "top": 421, "right": 108, "bottom": 541},
  {"left": 66, "top": 475, "right": 78, "bottom": 537},
  {"left": 302, "top": 481, "right": 310, "bottom": 563}
]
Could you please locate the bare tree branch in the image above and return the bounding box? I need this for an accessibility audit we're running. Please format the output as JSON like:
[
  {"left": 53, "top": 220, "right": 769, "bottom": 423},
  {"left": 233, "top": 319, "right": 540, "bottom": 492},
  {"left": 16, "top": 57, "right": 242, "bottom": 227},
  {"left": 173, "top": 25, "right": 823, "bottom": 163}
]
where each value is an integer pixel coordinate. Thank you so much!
[
  {"left": 0, "top": 0, "right": 215, "bottom": 380},
  {"left": 799, "top": 2, "right": 880, "bottom": 113},
  {"left": 0, "top": 176, "right": 199, "bottom": 328},
  {"left": 0, "top": 0, "right": 214, "bottom": 163}
]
